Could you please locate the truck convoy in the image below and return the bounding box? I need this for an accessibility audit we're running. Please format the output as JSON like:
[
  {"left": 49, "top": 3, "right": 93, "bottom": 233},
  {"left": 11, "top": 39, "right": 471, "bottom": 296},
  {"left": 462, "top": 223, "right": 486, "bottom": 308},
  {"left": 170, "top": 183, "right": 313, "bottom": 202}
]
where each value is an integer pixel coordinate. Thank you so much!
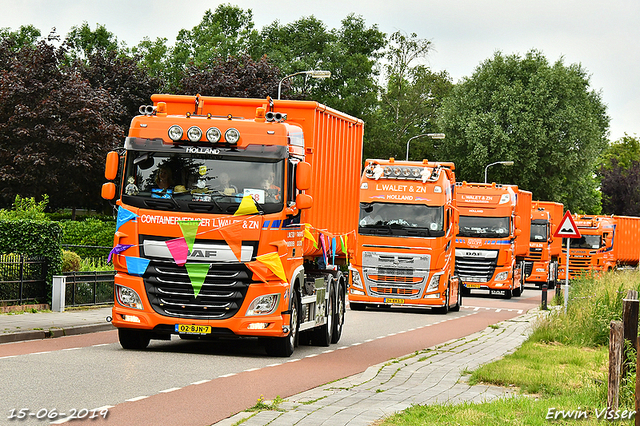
[
  {"left": 524, "top": 201, "right": 563, "bottom": 289},
  {"left": 558, "top": 215, "right": 640, "bottom": 280},
  {"left": 348, "top": 158, "right": 460, "bottom": 313},
  {"left": 101, "top": 94, "right": 363, "bottom": 356},
  {"left": 454, "top": 182, "right": 531, "bottom": 298}
]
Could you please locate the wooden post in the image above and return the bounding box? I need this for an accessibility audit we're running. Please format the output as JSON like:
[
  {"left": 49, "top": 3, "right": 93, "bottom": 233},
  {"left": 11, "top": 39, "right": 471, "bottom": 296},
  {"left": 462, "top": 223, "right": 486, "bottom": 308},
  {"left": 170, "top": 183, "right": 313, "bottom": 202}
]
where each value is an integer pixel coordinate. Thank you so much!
[
  {"left": 623, "top": 290, "right": 639, "bottom": 377},
  {"left": 636, "top": 336, "right": 640, "bottom": 426},
  {"left": 609, "top": 321, "right": 623, "bottom": 414}
]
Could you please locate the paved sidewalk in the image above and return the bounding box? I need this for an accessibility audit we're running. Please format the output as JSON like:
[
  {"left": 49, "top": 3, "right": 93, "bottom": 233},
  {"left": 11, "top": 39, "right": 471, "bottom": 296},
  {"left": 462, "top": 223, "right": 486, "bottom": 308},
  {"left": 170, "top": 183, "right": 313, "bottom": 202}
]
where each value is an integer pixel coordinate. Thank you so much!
[
  {"left": 0, "top": 306, "right": 114, "bottom": 343},
  {"left": 215, "top": 309, "right": 540, "bottom": 426}
]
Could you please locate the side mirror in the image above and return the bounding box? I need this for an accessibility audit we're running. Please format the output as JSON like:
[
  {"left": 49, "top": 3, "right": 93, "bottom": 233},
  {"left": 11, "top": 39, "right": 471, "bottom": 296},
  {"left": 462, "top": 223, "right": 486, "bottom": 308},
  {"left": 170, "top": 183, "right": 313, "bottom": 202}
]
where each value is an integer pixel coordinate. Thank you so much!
[
  {"left": 105, "top": 151, "right": 119, "bottom": 181},
  {"left": 514, "top": 215, "right": 521, "bottom": 229},
  {"left": 296, "top": 162, "right": 312, "bottom": 191},
  {"left": 515, "top": 228, "right": 522, "bottom": 237},
  {"left": 296, "top": 193, "right": 313, "bottom": 210},
  {"left": 102, "top": 182, "right": 116, "bottom": 200}
]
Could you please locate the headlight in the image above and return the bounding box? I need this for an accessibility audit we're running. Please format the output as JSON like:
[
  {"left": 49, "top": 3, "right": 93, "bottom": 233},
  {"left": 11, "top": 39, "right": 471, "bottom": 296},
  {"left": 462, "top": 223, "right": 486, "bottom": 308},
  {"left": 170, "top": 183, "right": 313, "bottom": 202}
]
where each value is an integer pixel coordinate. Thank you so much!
[
  {"left": 206, "top": 127, "right": 221, "bottom": 143},
  {"left": 246, "top": 294, "right": 279, "bottom": 316},
  {"left": 495, "top": 271, "right": 509, "bottom": 281},
  {"left": 116, "top": 285, "right": 144, "bottom": 310},
  {"left": 225, "top": 128, "right": 240, "bottom": 144},
  {"left": 187, "top": 126, "right": 203, "bottom": 142},
  {"left": 351, "top": 269, "right": 364, "bottom": 289},
  {"left": 168, "top": 125, "right": 183, "bottom": 141},
  {"left": 426, "top": 273, "right": 442, "bottom": 292}
]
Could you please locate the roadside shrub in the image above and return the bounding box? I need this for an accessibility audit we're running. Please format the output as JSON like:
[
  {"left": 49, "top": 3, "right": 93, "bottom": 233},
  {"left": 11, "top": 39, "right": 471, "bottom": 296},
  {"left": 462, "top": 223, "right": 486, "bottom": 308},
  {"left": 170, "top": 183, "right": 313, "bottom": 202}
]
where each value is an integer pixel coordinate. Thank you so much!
[
  {"left": 58, "top": 218, "right": 115, "bottom": 259},
  {"left": 61, "top": 250, "right": 81, "bottom": 272}
]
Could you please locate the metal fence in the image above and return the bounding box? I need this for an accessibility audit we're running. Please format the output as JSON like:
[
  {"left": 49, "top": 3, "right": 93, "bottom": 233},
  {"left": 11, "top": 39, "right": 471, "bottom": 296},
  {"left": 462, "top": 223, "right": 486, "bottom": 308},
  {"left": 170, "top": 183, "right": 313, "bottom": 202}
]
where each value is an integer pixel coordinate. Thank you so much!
[
  {"left": 63, "top": 271, "right": 116, "bottom": 307},
  {"left": 0, "top": 254, "right": 48, "bottom": 304}
]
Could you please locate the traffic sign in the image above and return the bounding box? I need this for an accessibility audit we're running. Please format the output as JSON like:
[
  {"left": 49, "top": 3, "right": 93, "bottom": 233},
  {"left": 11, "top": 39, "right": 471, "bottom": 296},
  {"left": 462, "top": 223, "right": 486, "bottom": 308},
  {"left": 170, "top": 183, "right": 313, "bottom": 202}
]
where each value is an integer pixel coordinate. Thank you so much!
[{"left": 554, "top": 210, "right": 581, "bottom": 238}]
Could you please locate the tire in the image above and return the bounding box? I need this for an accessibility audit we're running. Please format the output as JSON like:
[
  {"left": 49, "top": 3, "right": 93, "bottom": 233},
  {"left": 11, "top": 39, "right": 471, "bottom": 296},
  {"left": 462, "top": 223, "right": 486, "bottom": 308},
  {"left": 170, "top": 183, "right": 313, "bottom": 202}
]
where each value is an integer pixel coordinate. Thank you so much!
[
  {"left": 450, "top": 282, "right": 462, "bottom": 312},
  {"left": 504, "top": 289, "right": 512, "bottom": 299},
  {"left": 513, "top": 279, "right": 522, "bottom": 297},
  {"left": 312, "top": 283, "right": 334, "bottom": 346},
  {"left": 265, "top": 289, "right": 300, "bottom": 357},
  {"left": 435, "top": 287, "right": 449, "bottom": 314},
  {"left": 460, "top": 284, "right": 471, "bottom": 296},
  {"left": 331, "top": 281, "right": 346, "bottom": 344},
  {"left": 350, "top": 302, "right": 366, "bottom": 311},
  {"left": 118, "top": 328, "right": 151, "bottom": 350}
]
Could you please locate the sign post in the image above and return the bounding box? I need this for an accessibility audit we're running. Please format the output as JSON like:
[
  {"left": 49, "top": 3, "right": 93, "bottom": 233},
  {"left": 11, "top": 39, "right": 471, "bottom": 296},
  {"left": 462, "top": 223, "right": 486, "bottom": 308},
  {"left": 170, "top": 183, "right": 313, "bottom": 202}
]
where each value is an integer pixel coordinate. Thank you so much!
[{"left": 553, "top": 210, "right": 581, "bottom": 313}]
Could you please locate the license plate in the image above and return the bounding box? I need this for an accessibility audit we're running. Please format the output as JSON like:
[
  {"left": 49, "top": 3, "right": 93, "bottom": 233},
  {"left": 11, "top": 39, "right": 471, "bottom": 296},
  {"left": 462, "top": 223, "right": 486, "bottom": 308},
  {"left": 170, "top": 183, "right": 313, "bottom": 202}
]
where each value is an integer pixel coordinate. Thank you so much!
[
  {"left": 465, "top": 284, "right": 482, "bottom": 288},
  {"left": 175, "top": 324, "right": 211, "bottom": 334},
  {"left": 384, "top": 298, "right": 405, "bottom": 304}
]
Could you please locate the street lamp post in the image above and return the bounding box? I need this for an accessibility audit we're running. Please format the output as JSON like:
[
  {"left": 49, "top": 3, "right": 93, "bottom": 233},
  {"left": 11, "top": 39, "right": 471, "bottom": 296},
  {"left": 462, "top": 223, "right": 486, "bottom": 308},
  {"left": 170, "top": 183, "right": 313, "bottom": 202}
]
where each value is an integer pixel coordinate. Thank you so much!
[
  {"left": 484, "top": 161, "right": 515, "bottom": 183},
  {"left": 405, "top": 133, "right": 446, "bottom": 161},
  {"left": 278, "top": 70, "right": 331, "bottom": 100}
]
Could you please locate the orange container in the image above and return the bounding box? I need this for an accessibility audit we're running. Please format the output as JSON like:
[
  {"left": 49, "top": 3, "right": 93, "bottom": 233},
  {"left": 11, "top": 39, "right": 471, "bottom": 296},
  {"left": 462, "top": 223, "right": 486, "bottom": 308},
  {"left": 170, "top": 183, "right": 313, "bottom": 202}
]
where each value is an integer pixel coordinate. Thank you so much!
[{"left": 613, "top": 215, "right": 640, "bottom": 266}]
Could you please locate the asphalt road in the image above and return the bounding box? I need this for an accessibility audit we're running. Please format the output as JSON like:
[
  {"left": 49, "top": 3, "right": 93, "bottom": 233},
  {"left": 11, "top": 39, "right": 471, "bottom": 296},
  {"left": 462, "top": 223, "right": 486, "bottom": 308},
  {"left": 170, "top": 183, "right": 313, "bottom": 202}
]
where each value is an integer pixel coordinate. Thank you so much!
[{"left": 0, "top": 290, "right": 541, "bottom": 426}]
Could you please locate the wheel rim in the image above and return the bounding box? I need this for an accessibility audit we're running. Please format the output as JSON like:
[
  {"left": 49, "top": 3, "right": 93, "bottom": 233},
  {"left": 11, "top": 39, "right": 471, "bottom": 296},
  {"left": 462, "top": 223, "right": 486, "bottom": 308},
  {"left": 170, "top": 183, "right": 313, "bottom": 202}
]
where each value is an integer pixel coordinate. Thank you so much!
[{"left": 288, "top": 301, "right": 298, "bottom": 347}]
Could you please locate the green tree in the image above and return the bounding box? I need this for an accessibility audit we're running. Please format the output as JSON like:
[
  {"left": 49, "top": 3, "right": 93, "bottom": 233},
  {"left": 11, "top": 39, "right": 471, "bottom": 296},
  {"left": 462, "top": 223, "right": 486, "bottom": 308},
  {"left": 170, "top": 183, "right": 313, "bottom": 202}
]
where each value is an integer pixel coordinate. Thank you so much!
[
  {"left": 598, "top": 134, "right": 640, "bottom": 215},
  {"left": 366, "top": 31, "right": 452, "bottom": 161},
  {"left": 64, "top": 22, "right": 120, "bottom": 61},
  {"left": 0, "top": 24, "right": 41, "bottom": 49},
  {"left": 437, "top": 50, "right": 609, "bottom": 213}
]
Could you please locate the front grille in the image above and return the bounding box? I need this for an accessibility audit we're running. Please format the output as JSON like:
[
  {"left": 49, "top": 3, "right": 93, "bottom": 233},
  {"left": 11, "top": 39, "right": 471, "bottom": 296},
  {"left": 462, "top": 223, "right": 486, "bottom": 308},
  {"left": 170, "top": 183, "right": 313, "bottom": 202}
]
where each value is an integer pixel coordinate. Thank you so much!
[
  {"left": 455, "top": 254, "right": 498, "bottom": 282},
  {"left": 143, "top": 259, "right": 251, "bottom": 320},
  {"left": 368, "top": 275, "right": 423, "bottom": 284},
  {"left": 369, "top": 286, "right": 420, "bottom": 296},
  {"left": 527, "top": 251, "right": 543, "bottom": 260}
]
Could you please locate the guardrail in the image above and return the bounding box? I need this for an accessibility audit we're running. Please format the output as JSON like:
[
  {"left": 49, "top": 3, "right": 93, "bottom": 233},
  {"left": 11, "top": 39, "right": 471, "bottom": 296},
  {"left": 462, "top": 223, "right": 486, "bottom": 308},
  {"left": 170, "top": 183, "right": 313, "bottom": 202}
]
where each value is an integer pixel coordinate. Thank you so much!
[{"left": 53, "top": 271, "right": 116, "bottom": 311}]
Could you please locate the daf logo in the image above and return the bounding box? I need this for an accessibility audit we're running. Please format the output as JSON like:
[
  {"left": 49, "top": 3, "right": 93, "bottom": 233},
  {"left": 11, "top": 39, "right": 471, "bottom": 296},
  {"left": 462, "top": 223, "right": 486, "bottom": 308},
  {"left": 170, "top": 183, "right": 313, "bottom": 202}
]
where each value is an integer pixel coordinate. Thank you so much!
[
  {"left": 466, "top": 251, "right": 483, "bottom": 257},
  {"left": 189, "top": 249, "right": 218, "bottom": 259}
]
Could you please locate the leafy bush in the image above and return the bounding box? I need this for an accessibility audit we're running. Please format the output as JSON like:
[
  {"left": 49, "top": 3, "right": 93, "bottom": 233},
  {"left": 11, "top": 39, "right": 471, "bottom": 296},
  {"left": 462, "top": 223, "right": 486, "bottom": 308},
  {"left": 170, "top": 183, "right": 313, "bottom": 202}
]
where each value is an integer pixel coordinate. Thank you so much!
[
  {"left": 61, "top": 250, "right": 81, "bottom": 272},
  {"left": 0, "top": 195, "right": 49, "bottom": 221},
  {"left": 58, "top": 218, "right": 115, "bottom": 259}
]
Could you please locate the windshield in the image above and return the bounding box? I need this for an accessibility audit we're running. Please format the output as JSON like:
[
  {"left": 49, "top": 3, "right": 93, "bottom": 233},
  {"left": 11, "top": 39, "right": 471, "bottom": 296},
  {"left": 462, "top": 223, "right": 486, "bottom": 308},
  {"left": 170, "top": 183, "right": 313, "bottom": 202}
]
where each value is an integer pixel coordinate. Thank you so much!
[
  {"left": 458, "top": 216, "right": 510, "bottom": 238},
  {"left": 530, "top": 222, "right": 548, "bottom": 242},
  {"left": 563, "top": 235, "right": 601, "bottom": 249},
  {"left": 122, "top": 151, "right": 284, "bottom": 214},
  {"left": 358, "top": 202, "right": 444, "bottom": 237}
]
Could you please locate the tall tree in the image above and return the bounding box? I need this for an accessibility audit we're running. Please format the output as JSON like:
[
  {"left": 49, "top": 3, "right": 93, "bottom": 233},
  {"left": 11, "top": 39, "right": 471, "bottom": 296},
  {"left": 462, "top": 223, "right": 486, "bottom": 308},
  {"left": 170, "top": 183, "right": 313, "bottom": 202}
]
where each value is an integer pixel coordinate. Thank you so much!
[
  {"left": 64, "top": 22, "right": 120, "bottom": 62},
  {"left": 366, "top": 31, "right": 452, "bottom": 161},
  {"left": 598, "top": 134, "right": 640, "bottom": 215},
  {"left": 437, "top": 50, "right": 609, "bottom": 213},
  {"left": 0, "top": 36, "right": 121, "bottom": 211}
]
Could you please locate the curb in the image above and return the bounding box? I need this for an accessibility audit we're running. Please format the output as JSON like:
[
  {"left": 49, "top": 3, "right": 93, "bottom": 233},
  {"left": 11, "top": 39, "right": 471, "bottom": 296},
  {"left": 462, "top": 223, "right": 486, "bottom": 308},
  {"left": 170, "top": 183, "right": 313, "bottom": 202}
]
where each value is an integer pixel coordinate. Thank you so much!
[{"left": 0, "top": 323, "right": 115, "bottom": 344}]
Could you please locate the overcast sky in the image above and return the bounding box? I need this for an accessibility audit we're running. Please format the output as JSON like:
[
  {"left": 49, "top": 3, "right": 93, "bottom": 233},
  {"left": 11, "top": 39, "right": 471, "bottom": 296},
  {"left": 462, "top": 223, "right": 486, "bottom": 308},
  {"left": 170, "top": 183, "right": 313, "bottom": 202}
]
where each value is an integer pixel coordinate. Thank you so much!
[{"left": 1, "top": 0, "right": 638, "bottom": 141}]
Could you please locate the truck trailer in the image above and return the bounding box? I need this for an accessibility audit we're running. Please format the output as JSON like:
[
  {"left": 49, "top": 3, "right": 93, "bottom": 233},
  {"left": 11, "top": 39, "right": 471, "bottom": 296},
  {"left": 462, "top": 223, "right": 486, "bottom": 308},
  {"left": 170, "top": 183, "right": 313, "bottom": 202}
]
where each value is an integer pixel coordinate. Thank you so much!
[
  {"left": 348, "top": 158, "right": 460, "bottom": 313},
  {"left": 454, "top": 182, "right": 531, "bottom": 298},
  {"left": 101, "top": 94, "right": 363, "bottom": 356}
]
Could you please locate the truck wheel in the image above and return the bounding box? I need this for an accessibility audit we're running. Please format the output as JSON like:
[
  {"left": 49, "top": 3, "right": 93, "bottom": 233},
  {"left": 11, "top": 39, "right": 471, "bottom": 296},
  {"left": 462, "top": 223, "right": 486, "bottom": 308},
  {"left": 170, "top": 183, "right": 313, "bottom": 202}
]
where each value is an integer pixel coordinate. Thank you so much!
[
  {"left": 435, "top": 287, "right": 450, "bottom": 314},
  {"left": 118, "top": 328, "right": 150, "bottom": 350},
  {"left": 331, "top": 282, "right": 345, "bottom": 344},
  {"left": 312, "top": 285, "right": 334, "bottom": 346},
  {"left": 513, "top": 279, "right": 523, "bottom": 297},
  {"left": 265, "top": 289, "right": 300, "bottom": 357},
  {"left": 504, "top": 289, "right": 512, "bottom": 299},
  {"left": 450, "top": 283, "right": 462, "bottom": 312}
]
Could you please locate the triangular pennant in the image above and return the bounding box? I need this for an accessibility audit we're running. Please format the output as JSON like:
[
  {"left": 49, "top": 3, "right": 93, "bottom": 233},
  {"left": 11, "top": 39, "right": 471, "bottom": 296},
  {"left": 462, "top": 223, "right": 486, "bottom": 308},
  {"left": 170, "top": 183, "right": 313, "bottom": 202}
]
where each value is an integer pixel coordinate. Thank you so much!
[
  {"left": 125, "top": 256, "right": 150, "bottom": 277},
  {"left": 319, "top": 233, "right": 328, "bottom": 265},
  {"left": 178, "top": 220, "right": 200, "bottom": 251},
  {"left": 331, "top": 237, "right": 337, "bottom": 264},
  {"left": 303, "top": 223, "right": 318, "bottom": 249},
  {"left": 185, "top": 263, "right": 210, "bottom": 298},
  {"left": 166, "top": 238, "right": 189, "bottom": 266},
  {"left": 116, "top": 207, "right": 138, "bottom": 231},
  {"left": 256, "top": 252, "right": 287, "bottom": 282},
  {"left": 234, "top": 195, "right": 259, "bottom": 215},
  {"left": 246, "top": 260, "right": 272, "bottom": 283},
  {"left": 340, "top": 235, "right": 347, "bottom": 255},
  {"left": 107, "top": 244, "right": 132, "bottom": 263},
  {"left": 219, "top": 221, "right": 244, "bottom": 261}
]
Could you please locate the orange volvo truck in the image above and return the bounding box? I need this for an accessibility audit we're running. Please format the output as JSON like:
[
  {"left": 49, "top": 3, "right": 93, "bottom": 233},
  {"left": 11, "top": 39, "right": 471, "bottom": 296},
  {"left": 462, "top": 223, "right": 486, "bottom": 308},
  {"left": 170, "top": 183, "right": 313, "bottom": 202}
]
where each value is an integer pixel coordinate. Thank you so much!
[
  {"left": 348, "top": 158, "right": 460, "bottom": 313},
  {"left": 558, "top": 215, "right": 640, "bottom": 280},
  {"left": 524, "top": 201, "right": 563, "bottom": 289},
  {"left": 454, "top": 182, "right": 531, "bottom": 298},
  {"left": 101, "top": 94, "right": 363, "bottom": 356}
]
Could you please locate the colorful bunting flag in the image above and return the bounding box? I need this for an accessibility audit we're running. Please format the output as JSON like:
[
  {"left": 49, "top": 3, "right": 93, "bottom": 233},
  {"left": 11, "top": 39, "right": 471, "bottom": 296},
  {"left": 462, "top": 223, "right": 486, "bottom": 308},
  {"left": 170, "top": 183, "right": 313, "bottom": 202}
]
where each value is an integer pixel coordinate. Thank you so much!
[
  {"left": 116, "top": 207, "right": 137, "bottom": 231},
  {"left": 185, "top": 263, "right": 210, "bottom": 298},
  {"left": 303, "top": 223, "right": 318, "bottom": 248},
  {"left": 246, "top": 260, "right": 272, "bottom": 283},
  {"left": 319, "top": 233, "right": 328, "bottom": 265},
  {"left": 166, "top": 238, "right": 189, "bottom": 266},
  {"left": 234, "top": 195, "right": 259, "bottom": 215},
  {"left": 178, "top": 220, "right": 200, "bottom": 251},
  {"left": 125, "top": 256, "right": 150, "bottom": 277},
  {"left": 107, "top": 244, "right": 132, "bottom": 263},
  {"left": 218, "top": 221, "right": 244, "bottom": 262},
  {"left": 331, "top": 237, "right": 337, "bottom": 264},
  {"left": 256, "top": 252, "right": 287, "bottom": 282}
]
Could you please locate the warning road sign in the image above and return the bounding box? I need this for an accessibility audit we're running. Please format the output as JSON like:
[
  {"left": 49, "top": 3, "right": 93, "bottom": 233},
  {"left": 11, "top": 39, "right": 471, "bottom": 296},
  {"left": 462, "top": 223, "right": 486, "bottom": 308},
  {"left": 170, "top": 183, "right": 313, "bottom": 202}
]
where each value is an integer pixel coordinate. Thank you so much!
[{"left": 553, "top": 210, "right": 581, "bottom": 238}]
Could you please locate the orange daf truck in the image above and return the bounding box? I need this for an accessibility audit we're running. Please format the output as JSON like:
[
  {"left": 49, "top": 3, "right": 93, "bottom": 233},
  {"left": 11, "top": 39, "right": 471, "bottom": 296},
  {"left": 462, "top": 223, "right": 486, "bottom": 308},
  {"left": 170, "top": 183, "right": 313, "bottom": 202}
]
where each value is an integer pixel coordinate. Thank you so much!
[
  {"left": 348, "top": 158, "right": 460, "bottom": 313},
  {"left": 454, "top": 182, "right": 531, "bottom": 298},
  {"left": 558, "top": 215, "right": 640, "bottom": 280},
  {"left": 524, "top": 201, "right": 563, "bottom": 289},
  {"left": 101, "top": 94, "right": 363, "bottom": 356}
]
